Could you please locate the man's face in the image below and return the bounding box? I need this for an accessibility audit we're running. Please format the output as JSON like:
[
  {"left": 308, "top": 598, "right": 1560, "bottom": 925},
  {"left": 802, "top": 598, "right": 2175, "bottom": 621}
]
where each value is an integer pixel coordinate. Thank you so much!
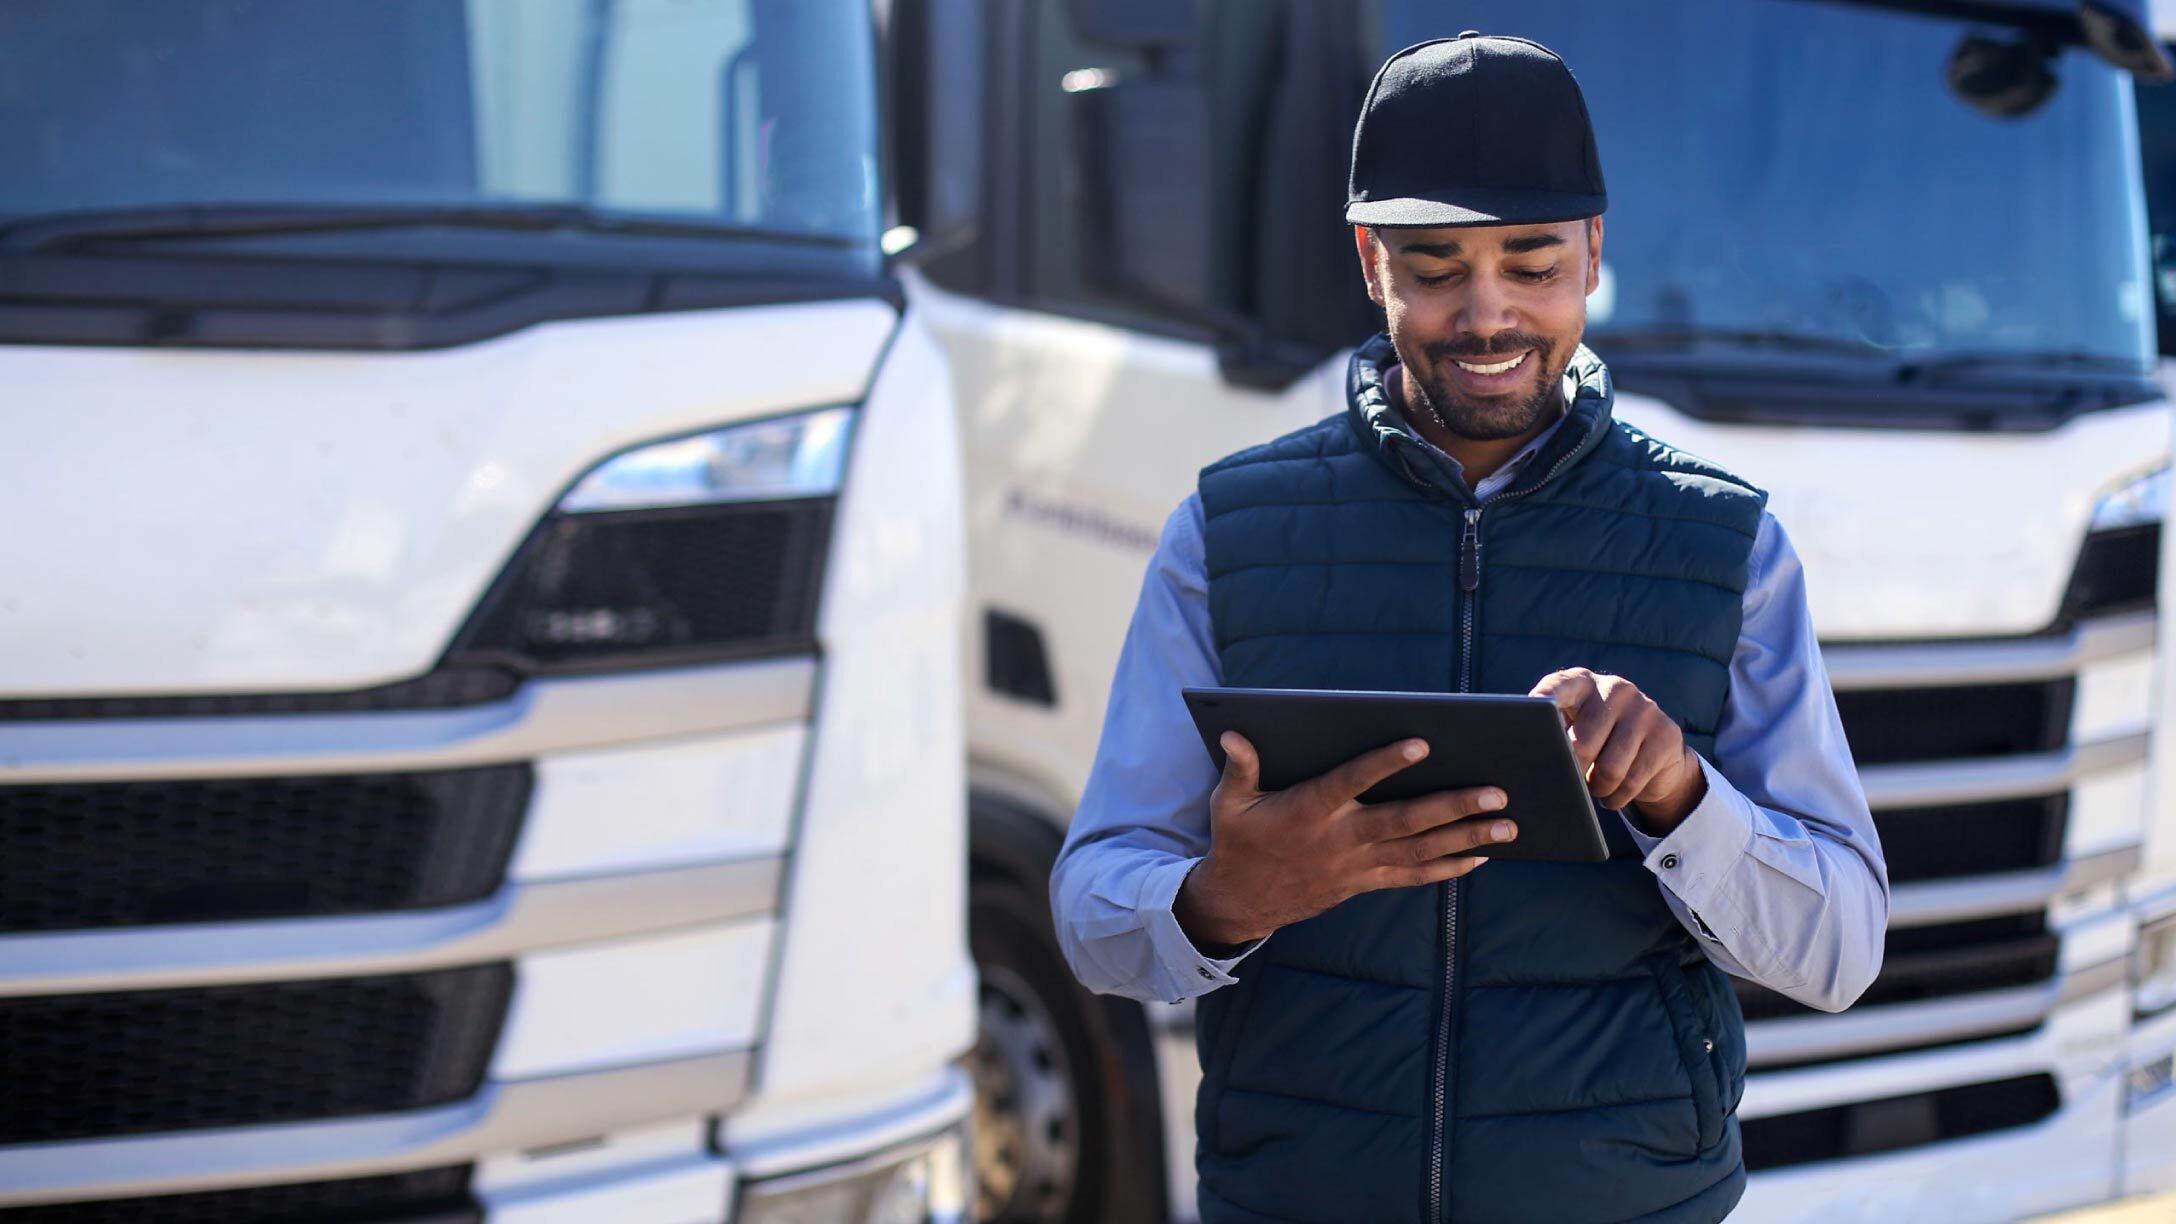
[{"left": 1354, "top": 218, "right": 1603, "bottom": 441}]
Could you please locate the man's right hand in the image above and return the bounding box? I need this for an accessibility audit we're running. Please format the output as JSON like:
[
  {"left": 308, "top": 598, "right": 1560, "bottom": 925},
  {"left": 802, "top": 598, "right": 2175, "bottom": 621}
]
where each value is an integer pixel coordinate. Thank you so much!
[{"left": 1174, "top": 732, "right": 1517, "bottom": 949}]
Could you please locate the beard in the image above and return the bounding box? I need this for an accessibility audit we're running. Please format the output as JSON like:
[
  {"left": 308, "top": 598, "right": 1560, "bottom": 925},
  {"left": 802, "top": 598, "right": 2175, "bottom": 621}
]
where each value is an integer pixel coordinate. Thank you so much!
[{"left": 1404, "top": 331, "right": 1568, "bottom": 442}]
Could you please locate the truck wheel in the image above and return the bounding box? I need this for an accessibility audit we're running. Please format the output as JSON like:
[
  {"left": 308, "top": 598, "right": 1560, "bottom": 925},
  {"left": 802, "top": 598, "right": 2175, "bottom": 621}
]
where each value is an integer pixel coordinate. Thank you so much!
[{"left": 969, "top": 878, "right": 1129, "bottom": 1224}]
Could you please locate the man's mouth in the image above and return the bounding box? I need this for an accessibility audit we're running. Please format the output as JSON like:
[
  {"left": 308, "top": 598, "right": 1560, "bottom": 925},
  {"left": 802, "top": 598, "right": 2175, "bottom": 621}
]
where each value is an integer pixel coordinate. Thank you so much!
[{"left": 1453, "top": 351, "right": 1530, "bottom": 376}]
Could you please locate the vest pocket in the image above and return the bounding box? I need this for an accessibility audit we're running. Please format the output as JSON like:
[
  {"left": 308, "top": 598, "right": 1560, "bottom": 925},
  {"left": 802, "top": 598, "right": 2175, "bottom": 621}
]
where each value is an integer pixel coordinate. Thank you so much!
[{"left": 1648, "top": 953, "right": 1726, "bottom": 1153}]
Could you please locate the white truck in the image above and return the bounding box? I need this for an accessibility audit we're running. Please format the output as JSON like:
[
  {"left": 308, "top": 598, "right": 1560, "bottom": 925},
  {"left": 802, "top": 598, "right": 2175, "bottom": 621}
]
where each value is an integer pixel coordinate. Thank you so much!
[
  {"left": 0, "top": 1, "right": 977, "bottom": 1221},
  {"left": 913, "top": 0, "right": 2176, "bottom": 1220}
]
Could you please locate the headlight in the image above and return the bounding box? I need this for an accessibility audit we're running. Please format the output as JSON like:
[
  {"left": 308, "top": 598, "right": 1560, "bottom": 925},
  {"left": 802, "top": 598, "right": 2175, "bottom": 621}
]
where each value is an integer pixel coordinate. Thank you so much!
[
  {"left": 735, "top": 1126, "right": 970, "bottom": 1224},
  {"left": 2090, "top": 463, "right": 2168, "bottom": 533},
  {"left": 2137, "top": 911, "right": 2176, "bottom": 1019},
  {"left": 2062, "top": 462, "right": 2166, "bottom": 621},
  {"left": 450, "top": 408, "right": 855, "bottom": 672}
]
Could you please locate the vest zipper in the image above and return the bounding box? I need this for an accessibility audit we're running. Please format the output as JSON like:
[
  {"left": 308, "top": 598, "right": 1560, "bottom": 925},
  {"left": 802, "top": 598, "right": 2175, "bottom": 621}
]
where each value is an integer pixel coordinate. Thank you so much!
[{"left": 1430, "top": 439, "right": 1585, "bottom": 1222}]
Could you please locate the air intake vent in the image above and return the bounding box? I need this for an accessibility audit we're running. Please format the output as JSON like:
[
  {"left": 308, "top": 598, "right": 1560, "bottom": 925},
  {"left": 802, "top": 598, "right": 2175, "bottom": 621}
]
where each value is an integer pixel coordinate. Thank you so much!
[
  {"left": 1874, "top": 795, "right": 2066, "bottom": 883},
  {"left": 0, "top": 966, "right": 511, "bottom": 1145},
  {"left": 1741, "top": 1074, "right": 2059, "bottom": 1170},
  {"left": 0, "top": 1166, "right": 478, "bottom": 1224},
  {"left": 0, "top": 766, "right": 530, "bottom": 933},
  {"left": 1736, "top": 914, "right": 2057, "bottom": 1023},
  {"left": 1834, "top": 680, "right": 2072, "bottom": 767}
]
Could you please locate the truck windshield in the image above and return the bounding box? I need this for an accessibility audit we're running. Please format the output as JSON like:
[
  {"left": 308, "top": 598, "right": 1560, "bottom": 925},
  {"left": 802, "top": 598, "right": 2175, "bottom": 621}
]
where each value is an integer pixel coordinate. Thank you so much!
[
  {"left": 0, "top": 0, "right": 879, "bottom": 261},
  {"left": 1383, "top": 0, "right": 2156, "bottom": 376}
]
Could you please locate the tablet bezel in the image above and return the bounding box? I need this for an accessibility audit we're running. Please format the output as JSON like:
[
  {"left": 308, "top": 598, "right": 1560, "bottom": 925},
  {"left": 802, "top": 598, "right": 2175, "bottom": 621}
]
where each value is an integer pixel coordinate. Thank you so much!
[{"left": 1181, "top": 687, "right": 1611, "bottom": 864}]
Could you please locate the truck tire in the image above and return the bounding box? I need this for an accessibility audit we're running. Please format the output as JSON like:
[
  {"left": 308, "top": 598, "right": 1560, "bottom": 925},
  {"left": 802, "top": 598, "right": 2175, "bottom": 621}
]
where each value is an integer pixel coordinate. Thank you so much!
[{"left": 969, "top": 876, "right": 1167, "bottom": 1224}]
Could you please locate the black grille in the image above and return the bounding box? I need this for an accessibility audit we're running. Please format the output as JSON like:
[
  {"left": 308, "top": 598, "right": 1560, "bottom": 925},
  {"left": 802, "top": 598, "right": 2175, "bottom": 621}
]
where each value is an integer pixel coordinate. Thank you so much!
[
  {"left": 0, "top": 666, "right": 519, "bottom": 722},
  {"left": 1834, "top": 680, "right": 2072, "bottom": 767},
  {"left": 0, "top": 766, "right": 529, "bottom": 933},
  {"left": 2062, "top": 522, "right": 2160, "bottom": 621},
  {"left": 0, "top": 1166, "right": 478, "bottom": 1224},
  {"left": 1874, "top": 795, "right": 2067, "bottom": 883},
  {"left": 1737, "top": 915, "right": 2057, "bottom": 1023},
  {"left": 1742, "top": 1074, "right": 2060, "bottom": 1171},
  {"left": 0, "top": 966, "right": 510, "bottom": 1145},
  {"left": 455, "top": 499, "right": 834, "bottom": 672}
]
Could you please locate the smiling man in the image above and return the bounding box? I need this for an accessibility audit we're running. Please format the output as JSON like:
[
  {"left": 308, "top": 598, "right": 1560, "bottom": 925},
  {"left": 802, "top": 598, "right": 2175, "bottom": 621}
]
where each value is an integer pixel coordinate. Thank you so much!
[{"left": 1050, "top": 33, "right": 1889, "bottom": 1224}]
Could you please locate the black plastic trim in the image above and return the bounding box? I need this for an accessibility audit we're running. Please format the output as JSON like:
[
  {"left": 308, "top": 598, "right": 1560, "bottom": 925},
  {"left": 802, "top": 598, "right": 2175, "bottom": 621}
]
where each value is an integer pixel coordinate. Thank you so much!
[
  {"left": 0, "top": 251, "right": 899, "bottom": 351},
  {"left": 1608, "top": 360, "right": 2163, "bottom": 433}
]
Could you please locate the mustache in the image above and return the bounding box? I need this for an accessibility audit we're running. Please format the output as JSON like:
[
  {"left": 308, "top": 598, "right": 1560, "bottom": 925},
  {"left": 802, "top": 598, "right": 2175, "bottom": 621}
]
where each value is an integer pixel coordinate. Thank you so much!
[{"left": 1426, "top": 333, "right": 1550, "bottom": 361}]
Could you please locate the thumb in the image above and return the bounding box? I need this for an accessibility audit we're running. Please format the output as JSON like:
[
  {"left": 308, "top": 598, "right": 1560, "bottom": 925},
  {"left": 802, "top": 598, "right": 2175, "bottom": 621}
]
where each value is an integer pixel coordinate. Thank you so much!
[{"left": 1219, "top": 731, "right": 1262, "bottom": 795}]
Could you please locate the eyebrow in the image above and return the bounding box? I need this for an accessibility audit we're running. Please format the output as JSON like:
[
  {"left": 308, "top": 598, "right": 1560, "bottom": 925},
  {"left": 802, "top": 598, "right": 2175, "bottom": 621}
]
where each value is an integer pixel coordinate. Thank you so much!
[{"left": 1396, "top": 233, "right": 1567, "bottom": 258}]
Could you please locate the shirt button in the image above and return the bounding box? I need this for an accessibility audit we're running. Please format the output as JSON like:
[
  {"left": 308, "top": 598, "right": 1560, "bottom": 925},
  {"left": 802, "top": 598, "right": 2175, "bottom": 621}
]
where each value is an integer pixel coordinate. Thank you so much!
[
  {"left": 1198, "top": 967, "right": 1215, "bottom": 980},
  {"left": 1660, "top": 853, "right": 1680, "bottom": 870}
]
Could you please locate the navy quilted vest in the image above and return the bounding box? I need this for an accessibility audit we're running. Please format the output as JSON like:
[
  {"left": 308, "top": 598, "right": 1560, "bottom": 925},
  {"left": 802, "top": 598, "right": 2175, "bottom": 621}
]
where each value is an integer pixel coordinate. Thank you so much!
[{"left": 1193, "top": 336, "right": 1765, "bottom": 1224}]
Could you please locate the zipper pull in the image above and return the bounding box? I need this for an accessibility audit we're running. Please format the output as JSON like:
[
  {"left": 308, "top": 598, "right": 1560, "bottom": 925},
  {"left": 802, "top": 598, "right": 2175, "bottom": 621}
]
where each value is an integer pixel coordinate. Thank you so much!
[{"left": 1459, "top": 508, "right": 1482, "bottom": 592}]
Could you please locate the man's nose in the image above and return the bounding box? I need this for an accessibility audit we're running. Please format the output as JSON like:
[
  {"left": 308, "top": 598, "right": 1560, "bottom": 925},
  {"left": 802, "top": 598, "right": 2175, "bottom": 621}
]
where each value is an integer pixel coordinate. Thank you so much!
[{"left": 1454, "top": 276, "right": 1521, "bottom": 341}]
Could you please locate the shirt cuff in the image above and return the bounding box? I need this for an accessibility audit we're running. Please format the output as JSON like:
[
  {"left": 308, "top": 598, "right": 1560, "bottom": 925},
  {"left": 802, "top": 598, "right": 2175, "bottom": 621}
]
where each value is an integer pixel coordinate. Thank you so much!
[
  {"left": 1141, "top": 857, "right": 1259, "bottom": 995},
  {"left": 1620, "top": 755, "right": 1757, "bottom": 923}
]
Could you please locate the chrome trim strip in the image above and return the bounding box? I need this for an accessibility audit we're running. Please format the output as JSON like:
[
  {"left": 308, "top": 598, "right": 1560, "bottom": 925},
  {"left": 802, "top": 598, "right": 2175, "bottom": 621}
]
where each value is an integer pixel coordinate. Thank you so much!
[
  {"left": 1887, "top": 846, "right": 2141, "bottom": 929},
  {"left": 0, "top": 1049, "right": 753, "bottom": 1206},
  {"left": 1857, "top": 731, "right": 2149, "bottom": 810},
  {"left": 0, "top": 857, "right": 782, "bottom": 998},
  {"left": 1823, "top": 612, "right": 2157, "bottom": 691},
  {"left": 0, "top": 658, "right": 816, "bottom": 784},
  {"left": 724, "top": 1066, "right": 973, "bottom": 1181},
  {"left": 1745, "top": 957, "right": 2127, "bottom": 1069}
]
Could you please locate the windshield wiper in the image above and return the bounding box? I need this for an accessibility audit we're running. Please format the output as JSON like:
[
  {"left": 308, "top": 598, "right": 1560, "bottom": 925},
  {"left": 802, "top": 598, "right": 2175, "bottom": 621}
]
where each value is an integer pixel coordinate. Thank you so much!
[
  {"left": 0, "top": 202, "right": 859, "bottom": 252},
  {"left": 1586, "top": 327, "right": 1895, "bottom": 358},
  {"left": 1896, "top": 349, "right": 2150, "bottom": 380}
]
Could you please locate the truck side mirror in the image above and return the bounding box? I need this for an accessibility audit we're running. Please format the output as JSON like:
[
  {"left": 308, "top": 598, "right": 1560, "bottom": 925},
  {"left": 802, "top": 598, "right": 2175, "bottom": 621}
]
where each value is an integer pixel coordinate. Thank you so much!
[
  {"left": 887, "top": 0, "right": 984, "bottom": 263},
  {"left": 1071, "top": 78, "right": 1219, "bottom": 320}
]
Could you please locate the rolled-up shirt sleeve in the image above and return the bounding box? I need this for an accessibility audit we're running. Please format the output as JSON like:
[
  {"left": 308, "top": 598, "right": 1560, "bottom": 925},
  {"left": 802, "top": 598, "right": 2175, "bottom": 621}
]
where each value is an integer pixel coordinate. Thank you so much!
[
  {"left": 1622, "top": 514, "right": 1890, "bottom": 1013},
  {"left": 1051, "top": 495, "right": 1256, "bottom": 1004}
]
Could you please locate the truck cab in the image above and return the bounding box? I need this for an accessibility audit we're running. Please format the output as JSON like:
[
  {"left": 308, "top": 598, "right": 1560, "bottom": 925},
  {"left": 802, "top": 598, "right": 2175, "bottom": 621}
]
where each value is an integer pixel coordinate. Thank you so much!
[
  {"left": 0, "top": 3, "right": 972, "bottom": 1220},
  {"left": 907, "top": 0, "right": 2176, "bottom": 1219}
]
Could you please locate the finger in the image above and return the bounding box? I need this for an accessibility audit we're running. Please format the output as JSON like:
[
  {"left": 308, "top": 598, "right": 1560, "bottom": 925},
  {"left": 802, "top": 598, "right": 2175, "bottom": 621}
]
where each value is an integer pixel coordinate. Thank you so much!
[
  {"left": 1566, "top": 682, "right": 1635, "bottom": 768},
  {"left": 1376, "top": 852, "right": 1494, "bottom": 889},
  {"left": 1601, "top": 714, "right": 1685, "bottom": 809},
  {"left": 1218, "top": 731, "right": 1262, "bottom": 796},
  {"left": 1380, "top": 814, "right": 1518, "bottom": 867},
  {"left": 1299, "top": 736, "right": 1430, "bottom": 810},
  {"left": 1587, "top": 720, "right": 1645, "bottom": 803},
  {"left": 1353, "top": 785, "right": 1507, "bottom": 843},
  {"left": 1529, "top": 669, "right": 1598, "bottom": 727}
]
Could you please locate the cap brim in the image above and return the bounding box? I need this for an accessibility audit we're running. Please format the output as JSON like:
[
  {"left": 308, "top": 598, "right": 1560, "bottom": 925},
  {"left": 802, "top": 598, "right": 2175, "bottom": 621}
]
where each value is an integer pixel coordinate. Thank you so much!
[{"left": 1345, "top": 188, "right": 1606, "bottom": 228}]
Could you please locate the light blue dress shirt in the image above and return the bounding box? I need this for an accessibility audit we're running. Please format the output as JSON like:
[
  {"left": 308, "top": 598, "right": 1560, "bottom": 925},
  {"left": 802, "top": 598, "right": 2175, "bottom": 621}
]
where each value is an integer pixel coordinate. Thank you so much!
[{"left": 1050, "top": 412, "right": 1890, "bottom": 1014}]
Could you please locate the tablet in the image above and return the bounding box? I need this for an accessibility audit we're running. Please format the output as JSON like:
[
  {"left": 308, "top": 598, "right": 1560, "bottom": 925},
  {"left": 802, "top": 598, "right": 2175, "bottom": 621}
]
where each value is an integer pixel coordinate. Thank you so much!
[{"left": 1181, "top": 687, "right": 1610, "bottom": 864}]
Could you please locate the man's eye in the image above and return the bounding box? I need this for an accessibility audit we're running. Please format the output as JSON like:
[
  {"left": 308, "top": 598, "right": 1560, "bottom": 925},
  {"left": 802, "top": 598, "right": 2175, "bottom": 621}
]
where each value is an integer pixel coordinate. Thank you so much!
[
  {"left": 1415, "top": 272, "right": 1456, "bottom": 287},
  {"left": 1512, "top": 267, "right": 1558, "bottom": 283}
]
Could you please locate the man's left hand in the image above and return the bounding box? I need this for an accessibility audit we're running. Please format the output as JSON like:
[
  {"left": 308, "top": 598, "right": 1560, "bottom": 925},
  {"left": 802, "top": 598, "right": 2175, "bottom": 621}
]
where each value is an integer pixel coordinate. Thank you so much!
[{"left": 1529, "top": 668, "right": 1706, "bottom": 835}]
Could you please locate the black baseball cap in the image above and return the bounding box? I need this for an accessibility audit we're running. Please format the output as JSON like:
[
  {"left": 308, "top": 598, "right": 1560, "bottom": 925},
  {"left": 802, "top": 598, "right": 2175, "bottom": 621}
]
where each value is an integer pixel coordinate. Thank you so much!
[{"left": 1345, "top": 32, "right": 1607, "bottom": 229}]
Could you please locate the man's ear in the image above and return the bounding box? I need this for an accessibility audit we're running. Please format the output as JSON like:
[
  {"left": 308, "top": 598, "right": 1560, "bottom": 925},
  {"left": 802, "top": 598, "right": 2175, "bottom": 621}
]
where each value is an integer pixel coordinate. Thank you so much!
[
  {"left": 1353, "top": 225, "right": 1386, "bottom": 307},
  {"left": 1584, "top": 216, "right": 1604, "bottom": 296}
]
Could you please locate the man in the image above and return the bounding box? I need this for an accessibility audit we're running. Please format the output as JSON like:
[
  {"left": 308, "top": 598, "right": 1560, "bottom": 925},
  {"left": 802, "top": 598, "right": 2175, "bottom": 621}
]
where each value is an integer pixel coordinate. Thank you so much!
[{"left": 1049, "top": 32, "right": 1889, "bottom": 1224}]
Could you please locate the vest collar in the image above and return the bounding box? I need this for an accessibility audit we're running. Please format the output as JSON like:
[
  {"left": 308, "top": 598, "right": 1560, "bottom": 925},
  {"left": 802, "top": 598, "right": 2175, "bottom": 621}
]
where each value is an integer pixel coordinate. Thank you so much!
[{"left": 1345, "top": 333, "right": 1617, "bottom": 507}]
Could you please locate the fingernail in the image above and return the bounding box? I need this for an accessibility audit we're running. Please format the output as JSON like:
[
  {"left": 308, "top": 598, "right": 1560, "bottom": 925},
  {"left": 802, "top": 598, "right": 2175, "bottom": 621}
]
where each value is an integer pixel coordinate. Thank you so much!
[
  {"left": 1403, "top": 740, "right": 1427, "bottom": 761},
  {"left": 1493, "top": 821, "right": 1516, "bottom": 841},
  {"left": 1479, "top": 790, "right": 1506, "bottom": 811}
]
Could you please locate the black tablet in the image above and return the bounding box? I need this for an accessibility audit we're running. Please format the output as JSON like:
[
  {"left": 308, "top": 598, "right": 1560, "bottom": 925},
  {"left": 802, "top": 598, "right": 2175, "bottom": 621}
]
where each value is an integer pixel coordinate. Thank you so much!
[{"left": 1182, "top": 687, "right": 1610, "bottom": 863}]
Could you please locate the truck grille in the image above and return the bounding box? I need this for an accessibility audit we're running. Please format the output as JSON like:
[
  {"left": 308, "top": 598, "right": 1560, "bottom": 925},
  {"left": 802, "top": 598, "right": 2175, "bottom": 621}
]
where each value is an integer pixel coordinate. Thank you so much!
[
  {"left": 1833, "top": 679, "right": 2071, "bottom": 766},
  {"left": 0, "top": 966, "right": 510, "bottom": 1145},
  {"left": 1875, "top": 794, "right": 2065, "bottom": 882},
  {"left": 0, "top": 1166, "right": 477, "bottom": 1224},
  {"left": 0, "top": 765, "right": 529, "bottom": 932},
  {"left": 1736, "top": 914, "right": 2058, "bottom": 1024},
  {"left": 1742, "top": 1074, "right": 2059, "bottom": 1171}
]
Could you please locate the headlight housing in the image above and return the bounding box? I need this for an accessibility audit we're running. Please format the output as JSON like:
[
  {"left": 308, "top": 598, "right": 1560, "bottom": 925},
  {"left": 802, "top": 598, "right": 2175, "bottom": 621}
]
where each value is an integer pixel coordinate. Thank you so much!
[
  {"left": 450, "top": 407, "right": 854, "bottom": 673},
  {"left": 2062, "top": 462, "right": 2166, "bottom": 621},
  {"left": 734, "top": 1125, "right": 970, "bottom": 1224}
]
